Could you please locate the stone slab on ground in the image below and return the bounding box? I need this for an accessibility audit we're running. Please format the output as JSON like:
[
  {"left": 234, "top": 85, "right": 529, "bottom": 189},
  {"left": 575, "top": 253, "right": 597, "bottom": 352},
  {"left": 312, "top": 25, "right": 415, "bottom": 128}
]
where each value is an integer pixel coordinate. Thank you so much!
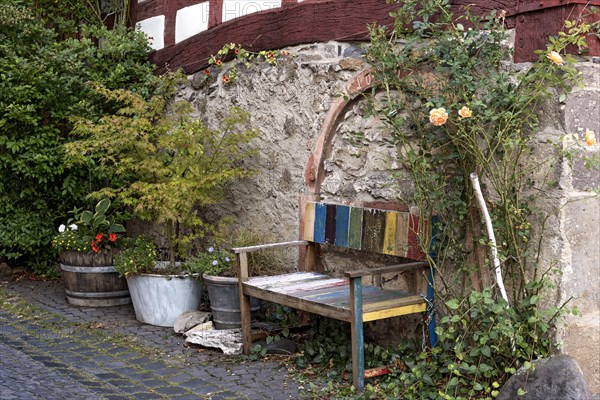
[
  {"left": 185, "top": 323, "right": 244, "bottom": 355},
  {"left": 174, "top": 310, "right": 212, "bottom": 333}
]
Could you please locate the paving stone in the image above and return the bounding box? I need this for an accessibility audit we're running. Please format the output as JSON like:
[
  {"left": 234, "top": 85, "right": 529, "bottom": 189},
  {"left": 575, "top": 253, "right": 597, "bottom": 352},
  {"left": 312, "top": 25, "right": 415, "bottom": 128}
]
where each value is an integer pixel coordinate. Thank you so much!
[
  {"left": 132, "top": 393, "right": 163, "bottom": 400},
  {"left": 154, "top": 386, "right": 190, "bottom": 395},
  {"left": 0, "top": 278, "right": 326, "bottom": 399}
]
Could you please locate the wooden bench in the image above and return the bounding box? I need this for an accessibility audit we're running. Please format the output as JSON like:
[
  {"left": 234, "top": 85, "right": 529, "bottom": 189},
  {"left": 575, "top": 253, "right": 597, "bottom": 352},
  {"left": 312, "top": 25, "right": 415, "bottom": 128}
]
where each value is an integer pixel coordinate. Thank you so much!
[{"left": 233, "top": 201, "right": 437, "bottom": 390}]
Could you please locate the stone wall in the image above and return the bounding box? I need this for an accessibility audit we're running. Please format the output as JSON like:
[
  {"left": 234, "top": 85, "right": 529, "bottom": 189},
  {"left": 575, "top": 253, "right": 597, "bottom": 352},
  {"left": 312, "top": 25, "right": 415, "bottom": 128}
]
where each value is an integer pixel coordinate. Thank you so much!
[
  {"left": 179, "top": 41, "right": 398, "bottom": 243},
  {"left": 180, "top": 41, "right": 599, "bottom": 393},
  {"left": 558, "top": 59, "right": 600, "bottom": 394}
]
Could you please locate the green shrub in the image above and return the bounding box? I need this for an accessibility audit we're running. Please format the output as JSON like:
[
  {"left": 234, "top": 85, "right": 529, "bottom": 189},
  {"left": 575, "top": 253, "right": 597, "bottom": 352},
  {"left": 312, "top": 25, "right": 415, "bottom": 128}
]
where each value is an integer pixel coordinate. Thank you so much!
[
  {"left": 113, "top": 236, "right": 157, "bottom": 277},
  {"left": 0, "top": 1, "right": 158, "bottom": 273}
]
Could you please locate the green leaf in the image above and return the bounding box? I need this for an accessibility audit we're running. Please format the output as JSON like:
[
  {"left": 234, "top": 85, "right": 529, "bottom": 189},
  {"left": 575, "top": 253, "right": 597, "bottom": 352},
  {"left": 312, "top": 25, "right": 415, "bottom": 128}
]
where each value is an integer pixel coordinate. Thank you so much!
[
  {"left": 446, "top": 299, "right": 460, "bottom": 310},
  {"left": 95, "top": 198, "right": 111, "bottom": 215},
  {"left": 80, "top": 210, "right": 93, "bottom": 224}
]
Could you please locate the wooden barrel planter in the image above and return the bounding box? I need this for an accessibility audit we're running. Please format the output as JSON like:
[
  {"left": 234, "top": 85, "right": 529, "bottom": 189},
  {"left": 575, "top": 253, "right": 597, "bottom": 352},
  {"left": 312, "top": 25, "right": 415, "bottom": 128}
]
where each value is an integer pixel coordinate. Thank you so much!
[{"left": 59, "top": 251, "right": 131, "bottom": 307}]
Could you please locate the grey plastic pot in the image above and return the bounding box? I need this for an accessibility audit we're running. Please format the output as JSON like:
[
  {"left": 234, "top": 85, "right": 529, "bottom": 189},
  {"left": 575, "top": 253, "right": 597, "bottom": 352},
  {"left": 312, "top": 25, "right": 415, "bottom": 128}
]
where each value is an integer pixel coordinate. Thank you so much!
[{"left": 126, "top": 273, "right": 203, "bottom": 327}]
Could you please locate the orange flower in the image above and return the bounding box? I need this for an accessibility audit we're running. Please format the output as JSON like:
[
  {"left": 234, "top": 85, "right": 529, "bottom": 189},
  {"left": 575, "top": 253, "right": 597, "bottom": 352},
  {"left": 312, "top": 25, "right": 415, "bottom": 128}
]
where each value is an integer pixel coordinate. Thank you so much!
[
  {"left": 222, "top": 75, "right": 231, "bottom": 84},
  {"left": 234, "top": 48, "right": 239, "bottom": 55},
  {"left": 429, "top": 107, "right": 448, "bottom": 126},
  {"left": 281, "top": 50, "right": 288, "bottom": 56},
  {"left": 547, "top": 51, "right": 563, "bottom": 65},
  {"left": 267, "top": 51, "right": 275, "bottom": 59},
  {"left": 215, "top": 59, "right": 223, "bottom": 66},
  {"left": 204, "top": 69, "right": 210, "bottom": 76},
  {"left": 584, "top": 129, "right": 596, "bottom": 146},
  {"left": 109, "top": 233, "right": 117, "bottom": 242},
  {"left": 458, "top": 106, "right": 472, "bottom": 118}
]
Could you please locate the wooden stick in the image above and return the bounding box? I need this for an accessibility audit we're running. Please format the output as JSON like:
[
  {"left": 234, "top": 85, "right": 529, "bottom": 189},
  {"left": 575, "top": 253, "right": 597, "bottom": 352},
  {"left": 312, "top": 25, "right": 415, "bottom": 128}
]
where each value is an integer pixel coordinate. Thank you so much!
[{"left": 470, "top": 173, "right": 510, "bottom": 306}]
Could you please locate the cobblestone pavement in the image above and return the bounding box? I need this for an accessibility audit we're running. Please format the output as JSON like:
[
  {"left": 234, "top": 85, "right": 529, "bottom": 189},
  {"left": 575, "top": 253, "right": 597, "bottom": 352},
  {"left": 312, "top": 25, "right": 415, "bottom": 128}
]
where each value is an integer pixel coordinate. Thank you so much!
[{"left": 0, "top": 278, "right": 313, "bottom": 400}]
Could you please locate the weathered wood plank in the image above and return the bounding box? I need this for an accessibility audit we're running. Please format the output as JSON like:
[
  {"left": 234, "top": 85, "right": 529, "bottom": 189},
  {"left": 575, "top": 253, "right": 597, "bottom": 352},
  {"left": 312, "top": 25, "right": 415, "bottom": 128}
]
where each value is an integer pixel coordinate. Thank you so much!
[
  {"left": 269, "top": 277, "right": 347, "bottom": 295},
  {"left": 344, "top": 261, "right": 429, "bottom": 278},
  {"left": 238, "top": 252, "right": 253, "bottom": 354},
  {"left": 362, "top": 295, "right": 424, "bottom": 311},
  {"left": 232, "top": 240, "right": 308, "bottom": 254},
  {"left": 395, "top": 212, "right": 410, "bottom": 258},
  {"left": 314, "top": 203, "right": 327, "bottom": 244},
  {"left": 325, "top": 203, "right": 337, "bottom": 244},
  {"left": 335, "top": 204, "right": 350, "bottom": 247},
  {"left": 247, "top": 272, "right": 332, "bottom": 288},
  {"left": 348, "top": 207, "right": 363, "bottom": 250},
  {"left": 362, "top": 208, "right": 386, "bottom": 252},
  {"left": 407, "top": 214, "right": 423, "bottom": 260},
  {"left": 383, "top": 211, "right": 398, "bottom": 255},
  {"left": 303, "top": 202, "right": 315, "bottom": 241},
  {"left": 242, "top": 283, "right": 353, "bottom": 322},
  {"left": 350, "top": 277, "right": 365, "bottom": 391},
  {"left": 363, "top": 303, "right": 426, "bottom": 322}
]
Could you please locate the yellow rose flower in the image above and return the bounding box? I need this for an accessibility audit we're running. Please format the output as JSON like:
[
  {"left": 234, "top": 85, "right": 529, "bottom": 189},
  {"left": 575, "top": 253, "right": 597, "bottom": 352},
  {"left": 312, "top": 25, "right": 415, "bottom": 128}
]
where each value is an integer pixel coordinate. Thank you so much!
[
  {"left": 429, "top": 107, "right": 448, "bottom": 126},
  {"left": 584, "top": 129, "right": 596, "bottom": 146},
  {"left": 546, "top": 51, "right": 563, "bottom": 65},
  {"left": 458, "top": 106, "right": 472, "bottom": 118}
]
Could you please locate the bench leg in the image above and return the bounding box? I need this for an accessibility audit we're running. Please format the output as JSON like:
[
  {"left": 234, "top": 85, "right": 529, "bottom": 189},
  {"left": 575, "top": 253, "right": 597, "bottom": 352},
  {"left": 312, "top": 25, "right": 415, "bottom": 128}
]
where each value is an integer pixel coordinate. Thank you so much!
[
  {"left": 426, "top": 268, "right": 438, "bottom": 347},
  {"left": 349, "top": 277, "right": 364, "bottom": 391},
  {"left": 240, "top": 292, "right": 252, "bottom": 354},
  {"left": 237, "top": 253, "right": 252, "bottom": 354}
]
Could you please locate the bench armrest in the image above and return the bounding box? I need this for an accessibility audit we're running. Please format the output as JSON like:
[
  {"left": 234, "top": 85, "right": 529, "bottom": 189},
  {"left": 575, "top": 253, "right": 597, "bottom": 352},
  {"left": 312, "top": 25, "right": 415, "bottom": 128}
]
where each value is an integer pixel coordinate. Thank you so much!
[
  {"left": 344, "top": 261, "right": 429, "bottom": 278},
  {"left": 232, "top": 240, "right": 309, "bottom": 254}
]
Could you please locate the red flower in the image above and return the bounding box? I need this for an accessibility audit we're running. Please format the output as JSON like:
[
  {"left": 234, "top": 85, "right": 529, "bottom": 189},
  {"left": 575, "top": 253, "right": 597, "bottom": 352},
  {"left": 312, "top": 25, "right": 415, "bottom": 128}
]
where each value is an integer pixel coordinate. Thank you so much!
[
  {"left": 234, "top": 48, "right": 239, "bottom": 55},
  {"left": 204, "top": 69, "right": 211, "bottom": 76},
  {"left": 95, "top": 233, "right": 104, "bottom": 242},
  {"left": 215, "top": 59, "right": 223, "bottom": 66},
  {"left": 91, "top": 241, "right": 99, "bottom": 253},
  {"left": 108, "top": 233, "right": 117, "bottom": 242},
  {"left": 222, "top": 75, "right": 231, "bottom": 84}
]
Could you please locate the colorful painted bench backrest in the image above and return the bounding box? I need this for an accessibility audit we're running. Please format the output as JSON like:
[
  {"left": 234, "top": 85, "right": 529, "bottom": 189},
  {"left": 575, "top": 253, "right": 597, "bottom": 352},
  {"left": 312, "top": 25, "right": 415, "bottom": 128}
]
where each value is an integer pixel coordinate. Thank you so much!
[{"left": 302, "top": 202, "right": 431, "bottom": 261}]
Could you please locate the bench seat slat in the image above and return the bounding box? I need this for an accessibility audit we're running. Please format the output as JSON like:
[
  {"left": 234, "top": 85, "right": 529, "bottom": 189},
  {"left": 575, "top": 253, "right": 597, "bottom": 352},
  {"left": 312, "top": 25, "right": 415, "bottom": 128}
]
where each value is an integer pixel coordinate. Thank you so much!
[
  {"left": 245, "top": 272, "right": 326, "bottom": 287},
  {"left": 244, "top": 272, "right": 426, "bottom": 323},
  {"left": 249, "top": 273, "right": 346, "bottom": 293}
]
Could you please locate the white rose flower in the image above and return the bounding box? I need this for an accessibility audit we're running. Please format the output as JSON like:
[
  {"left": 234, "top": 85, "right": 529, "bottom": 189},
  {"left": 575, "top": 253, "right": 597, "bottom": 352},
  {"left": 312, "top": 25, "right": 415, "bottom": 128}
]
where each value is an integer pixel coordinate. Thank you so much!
[{"left": 58, "top": 224, "right": 66, "bottom": 233}]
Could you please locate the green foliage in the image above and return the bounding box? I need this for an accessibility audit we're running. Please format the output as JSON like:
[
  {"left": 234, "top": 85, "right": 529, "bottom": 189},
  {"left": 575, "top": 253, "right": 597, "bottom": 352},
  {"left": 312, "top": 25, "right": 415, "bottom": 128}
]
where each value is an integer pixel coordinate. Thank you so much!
[
  {"left": 113, "top": 236, "right": 157, "bottom": 277},
  {"left": 363, "top": 0, "right": 593, "bottom": 301},
  {"left": 0, "top": 0, "right": 157, "bottom": 273},
  {"left": 390, "top": 287, "right": 575, "bottom": 400},
  {"left": 65, "top": 80, "right": 259, "bottom": 266}
]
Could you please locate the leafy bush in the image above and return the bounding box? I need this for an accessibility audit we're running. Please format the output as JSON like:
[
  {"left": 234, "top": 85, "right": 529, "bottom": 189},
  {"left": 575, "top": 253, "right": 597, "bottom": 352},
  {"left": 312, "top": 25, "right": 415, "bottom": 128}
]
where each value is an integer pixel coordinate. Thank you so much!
[
  {"left": 0, "top": 1, "right": 158, "bottom": 274},
  {"left": 113, "top": 236, "right": 157, "bottom": 277},
  {"left": 65, "top": 79, "right": 259, "bottom": 266}
]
